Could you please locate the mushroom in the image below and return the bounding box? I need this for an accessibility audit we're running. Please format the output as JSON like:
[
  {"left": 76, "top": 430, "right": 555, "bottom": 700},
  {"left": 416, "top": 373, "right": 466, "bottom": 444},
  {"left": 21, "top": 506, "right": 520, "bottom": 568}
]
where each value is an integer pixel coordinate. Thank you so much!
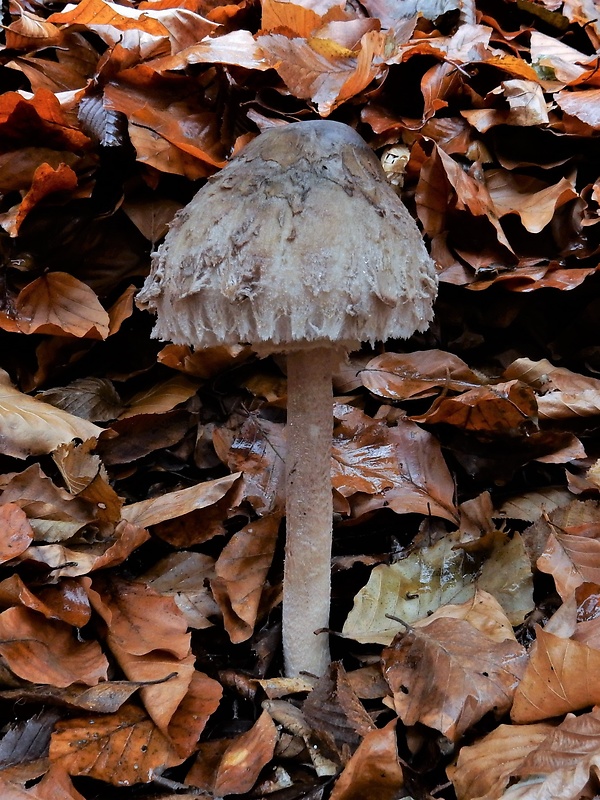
[{"left": 137, "top": 120, "right": 438, "bottom": 677}]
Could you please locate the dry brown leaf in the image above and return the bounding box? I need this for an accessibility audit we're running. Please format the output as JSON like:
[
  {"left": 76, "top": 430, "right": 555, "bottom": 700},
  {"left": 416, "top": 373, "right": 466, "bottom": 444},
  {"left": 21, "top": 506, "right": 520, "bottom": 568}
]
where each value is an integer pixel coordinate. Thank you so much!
[
  {"left": 496, "top": 488, "right": 574, "bottom": 522},
  {"left": 157, "top": 343, "right": 251, "bottom": 378},
  {"left": 302, "top": 662, "right": 375, "bottom": 761},
  {"left": 0, "top": 766, "right": 86, "bottom": 799},
  {"left": 0, "top": 370, "right": 102, "bottom": 459},
  {"left": 0, "top": 462, "right": 97, "bottom": 542},
  {"left": 329, "top": 719, "right": 404, "bottom": 800},
  {"left": 212, "top": 513, "right": 280, "bottom": 643},
  {"left": 89, "top": 575, "right": 190, "bottom": 660},
  {"left": 447, "top": 721, "right": 557, "bottom": 800},
  {"left": 5, "top": 7, "right": 62, "bottom": 49},
  {"left": 214, "top": 416, "right": 285, "bottom": 514},
  {"left": 13, "top": 272, "right": 110, "bottom": 339},
  {"left": 121, "top": 471, "right": 241, "bottom": 528},
  {"left": 0, "top": 504, "right": 33, "bottom": 564},
  {"left": 503, "top": 357, "right": 600, "bottom": 394},
  {"left": 50, "top": 704, "right": 184, "bottom": 786},
  {"left": 38, "top": 377, "right": 123, "bottom": 423},
  {"left": 212, "top": 710, "right": 278, "bottom": 795},
  {"left": 511, "top": 627, "right": 600, "bottom": 722},
  {"left": 556, "top": 88, "right": 600, "bottom": 128},
  {"left": 383, "top": 616, "right": 527, "bottom": 740},
  {"left": 331, "top": 405, "right": 400, "bottom": 497},
  {"left": 416, "top": 380, "right": 537, "bottom": 433},
  {"left": 536, "top": 389, "right": 600, "bottom": 420},
  {"left": 420, "top": 589, "right": 520, "bottom": 644},
  {"left": 0, "top": 575, "right": 91, "bottom": 627},
  {"left": 107, "top": 647, "right": 196, "bottom": 733},
  {"left": 517, "top": 708, "right": 600, "bottom": 792},
  {"left": 486, "top": 170, "right": 578, "bottom": 234},
  {"left": 416, "top": 142, "right": 514, "bottom": 252},
  {"left": 167, "top": 670, "right": 223, "bottom": 758},
  {"left": 537, "top": 528, "right": 600, "bottom": 600},
  {"left": 0, "top": 607, "right": 108, "bottom": 687},
  {"left": 257, "top": 29, "right": 385, "bottom": 115},
  {"left": 150, "top": 28, "right": 269, "bottom": 72},
  {"left": 9, "top": 163, "right": 79, "bottom": 236},
  {"left": 350, "top": 416, "right": 458, "bottom": 522},
  {"left": 360, "top": 350, "right": 483, "bottom": 400},
  {"left": 118, "top": 375, "right": 199, "bottom": 419},
  {"left": 142, "top": 551, "right": 220, "bottom": 629}
]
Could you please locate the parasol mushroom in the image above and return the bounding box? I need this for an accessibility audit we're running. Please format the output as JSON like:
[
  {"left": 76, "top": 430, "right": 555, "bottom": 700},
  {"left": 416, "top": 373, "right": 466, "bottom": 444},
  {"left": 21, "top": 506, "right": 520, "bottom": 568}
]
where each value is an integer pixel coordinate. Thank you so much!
[{"left": 137, "top": 120, "right": 438, "bottom": 677}]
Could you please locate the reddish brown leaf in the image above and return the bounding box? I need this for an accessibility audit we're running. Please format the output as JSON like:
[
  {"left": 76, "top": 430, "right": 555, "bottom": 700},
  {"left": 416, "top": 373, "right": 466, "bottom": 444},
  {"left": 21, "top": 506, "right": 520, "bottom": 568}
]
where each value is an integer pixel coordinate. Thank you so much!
[
  {"left": 360, "top": 350, "right": 483, "bottom": 401},
  {"left": 14, "top": 272, "right": 110, "bottom": 339},
  {"left": 329, "top": 719, "right": 404, "bottom": 800},
  {"left": 50, "top": 704, "right": 183, "bottom": 786},
  {"left": 9, "top": 163, "right": 78, "bottom": 236},
  {"left": 89, "top": 576, "right": 190, "bottom": 659},
  {"left": 512, "top": 627, "right": 600, "bottom": 722},
  {"left": 167, "top": 670, "right": 223, "bottom": 758},
  {"left": 212, "top": 513, "right": 280, "bottom": 643},
  {"left": 0, "top": 504, "right": 33, "bottom": 563},
  {"left": 0, "top": 575, "right": 91, "bottom": 627},
  {"left": 0, "top": 607, "right": 108, "bottom": 687},
  {"left": 537, "top": 528, "right": 600, "bottom": 600},
  {"left": 187, "top": 710, "right": 278, "bottom": 795},
  {"left": 416, "top": 380, "right": 538, "bottom": 433},
  {"left": 383, "top": 616, "right": 527, "bottom": 740},
  {"left": 447, "top": 721, "right": 557, "bottom": 800}
]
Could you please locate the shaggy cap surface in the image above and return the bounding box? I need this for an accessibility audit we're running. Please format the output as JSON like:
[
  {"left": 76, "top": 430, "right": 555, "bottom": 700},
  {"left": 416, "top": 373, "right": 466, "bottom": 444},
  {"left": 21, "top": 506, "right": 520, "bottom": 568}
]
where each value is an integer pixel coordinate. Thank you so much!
[{"left": 137, "top": 120, "right": 438, "bottom": 352}]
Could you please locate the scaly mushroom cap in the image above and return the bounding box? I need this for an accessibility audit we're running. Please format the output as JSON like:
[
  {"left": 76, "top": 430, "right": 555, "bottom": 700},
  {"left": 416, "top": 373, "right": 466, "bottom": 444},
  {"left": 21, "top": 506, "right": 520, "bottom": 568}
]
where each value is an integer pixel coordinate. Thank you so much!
[{"left": 137, "top": 120, "right": 437, "bottom": 352}]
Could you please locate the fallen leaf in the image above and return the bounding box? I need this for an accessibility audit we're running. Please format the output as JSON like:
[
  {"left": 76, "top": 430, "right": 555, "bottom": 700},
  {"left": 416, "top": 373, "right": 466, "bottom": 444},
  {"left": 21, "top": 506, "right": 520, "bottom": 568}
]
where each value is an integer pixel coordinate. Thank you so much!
[
  {"left": 186, "top": 710, "right": 278, "bottom": 794},
  {"left": 212, "top": 513, "right": 280, "bottom": 643},
  {"left": 0, "top": 504, "right": 33, "bottom": 564},
  {"left": 512, "top": 627, "right": 600, "bottom": 722},
  {"left": 121, "top": 472, "right": 241, "bottom": 528},
  {"left": 360, "top": 349, "right": 483, "bottom": 400},
  {"left": 50, "top": 704, "right": 183, "bottom": 786},
  {"left": 447, "top": 721, "right": 557, "bottom": 800},
  {"left": 329, "top": 719, "right": 404, "bottom": 800},
  {"left": 12, "top": 272, "right": 110, "bottom": 338},
  {"left": 0, "top": 607, "right": 108, "bottom": 687},
  {"left": 142, "top": 551, "right": 220, "bottom": 629},
  {"left": 0, "top": 370, "right": 102, "bottom": 459},
  {"left": 383, "top": 615, "right": 527, "bottom": 740}
]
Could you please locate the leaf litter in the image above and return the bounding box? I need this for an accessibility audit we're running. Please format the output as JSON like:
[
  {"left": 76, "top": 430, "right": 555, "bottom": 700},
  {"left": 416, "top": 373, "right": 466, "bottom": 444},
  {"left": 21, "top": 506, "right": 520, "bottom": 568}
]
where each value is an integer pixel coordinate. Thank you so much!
[{"left": 0, "top": 0, "right": 599, "bottom": 795}]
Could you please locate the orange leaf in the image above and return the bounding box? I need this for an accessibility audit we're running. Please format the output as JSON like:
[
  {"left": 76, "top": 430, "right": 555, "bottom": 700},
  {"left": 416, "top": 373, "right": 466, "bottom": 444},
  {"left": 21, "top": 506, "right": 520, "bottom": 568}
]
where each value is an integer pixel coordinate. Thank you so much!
[
  {"left": 417, "top": 380, "right": 537, "bottom": 433},
  {"left": 187, "top": 710, "right": 278, "bottom": 795},
  {"left": 15, "top": 272, "right": 110, "bottom": 339},
  {"left": 512, "top": 627, "right": 600, "bottom": 722},
  {"left": 50, "top": 704, "right": 183, "bottom": 785},
  {"left": 0, "top": 607, "right": 108, "bottom": 687},
  {"left": 9, "top": 162, "right": 78, "bottom": 236},
  {"left": 212, "top": 513, "right": 281, "bottom": 643},
  {"left": 330, "top": 719, "right": 404, "bottom": 800}
]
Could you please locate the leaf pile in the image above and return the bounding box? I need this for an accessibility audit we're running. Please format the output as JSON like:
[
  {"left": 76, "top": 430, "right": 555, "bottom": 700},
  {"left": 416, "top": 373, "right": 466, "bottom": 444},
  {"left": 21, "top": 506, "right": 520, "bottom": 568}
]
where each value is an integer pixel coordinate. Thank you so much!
[{"left": 0, "top": 0, "right": 599, "bottom": 796}]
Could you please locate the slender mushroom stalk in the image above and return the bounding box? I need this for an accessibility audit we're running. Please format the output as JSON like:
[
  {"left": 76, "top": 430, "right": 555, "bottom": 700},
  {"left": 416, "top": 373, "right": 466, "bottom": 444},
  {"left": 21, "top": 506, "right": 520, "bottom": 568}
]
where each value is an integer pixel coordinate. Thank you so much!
[
  {"left": 136, "top": 120, "right": 438, "bottom": 677},
  {"left": 284, "top": 347, "right": 334, "bottom": 676}
]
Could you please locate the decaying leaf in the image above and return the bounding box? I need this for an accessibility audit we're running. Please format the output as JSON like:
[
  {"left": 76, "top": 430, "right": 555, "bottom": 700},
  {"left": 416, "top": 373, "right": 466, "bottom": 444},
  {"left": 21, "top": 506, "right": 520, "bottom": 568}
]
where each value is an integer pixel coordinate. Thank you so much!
[
  {"left": 50, "top": 704, "right": 184, "bottom": 786},
  {"left": 511, "top": 627, "right": 600, "bottom": 722},
  {"left": 383, "top": 614, "right": 527, "bottom": 740},
  {"left": 0, "top": 370, "right": 102, "bottom": 459}
]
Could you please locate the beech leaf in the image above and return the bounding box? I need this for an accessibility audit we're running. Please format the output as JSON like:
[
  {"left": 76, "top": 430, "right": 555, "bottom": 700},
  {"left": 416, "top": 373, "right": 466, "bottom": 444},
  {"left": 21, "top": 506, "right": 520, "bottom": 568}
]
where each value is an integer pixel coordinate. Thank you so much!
[
  {"left": 383, "top": 616, "right": 527, "bottom": 740},
  {"left": 0, "top": 370, "right": 102, "bottom": 459}
]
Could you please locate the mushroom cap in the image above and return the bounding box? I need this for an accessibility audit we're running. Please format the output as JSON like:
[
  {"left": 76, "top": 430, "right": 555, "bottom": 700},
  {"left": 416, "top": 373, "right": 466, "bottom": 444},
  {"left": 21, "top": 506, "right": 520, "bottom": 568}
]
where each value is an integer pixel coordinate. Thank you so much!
[{"left": 137, "top": 120, "right": 438, "bottom": 352}]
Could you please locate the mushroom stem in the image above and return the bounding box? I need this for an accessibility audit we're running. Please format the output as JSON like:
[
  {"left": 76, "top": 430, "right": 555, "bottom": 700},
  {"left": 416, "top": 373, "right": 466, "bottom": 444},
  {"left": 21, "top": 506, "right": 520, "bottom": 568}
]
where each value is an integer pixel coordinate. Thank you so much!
[{"left": 283, "top": 346, "right": 333, "bottom": 677}]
